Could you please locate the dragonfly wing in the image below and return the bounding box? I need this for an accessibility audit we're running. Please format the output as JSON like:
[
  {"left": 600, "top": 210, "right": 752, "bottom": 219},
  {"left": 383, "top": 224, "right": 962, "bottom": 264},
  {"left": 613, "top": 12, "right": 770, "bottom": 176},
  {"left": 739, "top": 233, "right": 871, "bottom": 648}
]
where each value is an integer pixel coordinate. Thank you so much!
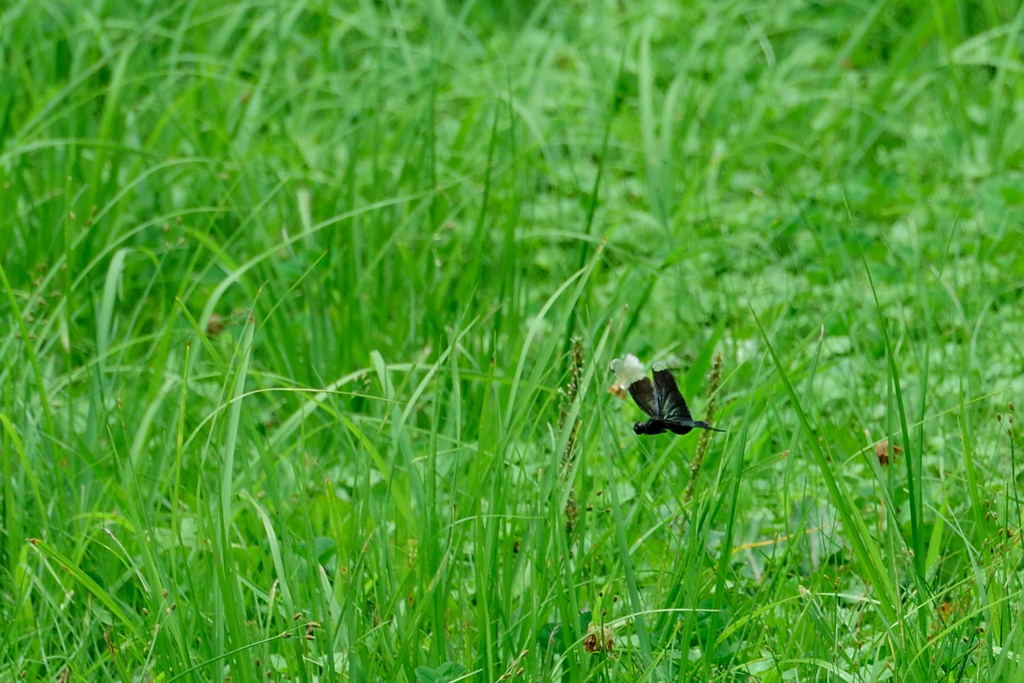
[
  {"left": 653, "top": 368, "right": 693, "bottom": 423},
  {"left": 627, "top": 376, "right": 658, "bottom": 417}
]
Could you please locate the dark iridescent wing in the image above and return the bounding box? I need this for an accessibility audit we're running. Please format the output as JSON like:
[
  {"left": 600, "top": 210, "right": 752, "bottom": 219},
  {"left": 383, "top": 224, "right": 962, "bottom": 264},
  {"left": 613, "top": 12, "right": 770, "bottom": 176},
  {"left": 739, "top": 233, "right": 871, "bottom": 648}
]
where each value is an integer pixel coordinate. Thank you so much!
[
  {"left": 653, "top": 369, "right": 693, "bottom": 423},
  {"left": 627, "top": 377, "right": 657, "bottom": 417}
]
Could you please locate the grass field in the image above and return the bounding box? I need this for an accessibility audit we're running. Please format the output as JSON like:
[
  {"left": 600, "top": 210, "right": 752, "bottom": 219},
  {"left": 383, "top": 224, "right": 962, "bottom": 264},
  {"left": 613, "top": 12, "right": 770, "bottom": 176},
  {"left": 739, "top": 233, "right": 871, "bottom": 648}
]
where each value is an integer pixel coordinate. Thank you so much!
[{"left": 3, "top": 0, "right": 1024, "bottom": 680}]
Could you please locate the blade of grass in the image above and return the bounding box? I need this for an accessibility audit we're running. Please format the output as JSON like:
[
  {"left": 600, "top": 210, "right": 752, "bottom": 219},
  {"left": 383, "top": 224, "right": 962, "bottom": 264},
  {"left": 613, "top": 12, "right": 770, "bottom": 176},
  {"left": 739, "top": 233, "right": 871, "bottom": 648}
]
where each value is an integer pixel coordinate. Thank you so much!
[{"left": 751, "top": 306, "right": 900, "bottom": 624}]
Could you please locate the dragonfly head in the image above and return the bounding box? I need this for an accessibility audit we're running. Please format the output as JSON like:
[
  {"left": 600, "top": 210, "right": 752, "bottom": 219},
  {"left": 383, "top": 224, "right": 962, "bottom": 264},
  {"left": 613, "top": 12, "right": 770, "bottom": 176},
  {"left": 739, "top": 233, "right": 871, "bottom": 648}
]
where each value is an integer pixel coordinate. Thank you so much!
[{"left": 633, "top": 420, "right": 660, "bottom": 435}]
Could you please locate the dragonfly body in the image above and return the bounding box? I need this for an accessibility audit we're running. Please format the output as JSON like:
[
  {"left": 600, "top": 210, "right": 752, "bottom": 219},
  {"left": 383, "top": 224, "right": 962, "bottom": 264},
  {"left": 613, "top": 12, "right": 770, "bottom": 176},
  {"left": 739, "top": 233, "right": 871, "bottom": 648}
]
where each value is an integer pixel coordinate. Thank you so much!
[{"left": 633, "top": 418, "right": 720, "bottom": 435}]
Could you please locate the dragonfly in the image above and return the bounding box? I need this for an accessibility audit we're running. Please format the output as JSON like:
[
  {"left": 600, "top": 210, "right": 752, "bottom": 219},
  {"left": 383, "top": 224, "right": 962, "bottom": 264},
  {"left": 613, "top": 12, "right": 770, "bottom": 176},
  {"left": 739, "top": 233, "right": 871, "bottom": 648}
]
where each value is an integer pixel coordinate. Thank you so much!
[{"left": 627, "top": 367, "right": 724, "bottom": 436}]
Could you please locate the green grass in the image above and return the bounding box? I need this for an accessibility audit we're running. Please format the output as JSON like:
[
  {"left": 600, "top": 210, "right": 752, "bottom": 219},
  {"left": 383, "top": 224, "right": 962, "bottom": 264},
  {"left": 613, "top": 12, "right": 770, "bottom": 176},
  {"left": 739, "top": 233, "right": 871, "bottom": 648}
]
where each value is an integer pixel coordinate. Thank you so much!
[{"left": 2, "top": 0, "right": 1024, "bottom": 680}]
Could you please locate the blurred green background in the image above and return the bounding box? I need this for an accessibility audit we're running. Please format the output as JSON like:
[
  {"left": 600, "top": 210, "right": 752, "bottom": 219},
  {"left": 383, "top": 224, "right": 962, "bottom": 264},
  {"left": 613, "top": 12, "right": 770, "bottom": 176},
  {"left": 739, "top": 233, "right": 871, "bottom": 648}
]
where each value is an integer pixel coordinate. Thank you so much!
[{"left": 2, "top": 0, "right": 1024, "bottom": 680}]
